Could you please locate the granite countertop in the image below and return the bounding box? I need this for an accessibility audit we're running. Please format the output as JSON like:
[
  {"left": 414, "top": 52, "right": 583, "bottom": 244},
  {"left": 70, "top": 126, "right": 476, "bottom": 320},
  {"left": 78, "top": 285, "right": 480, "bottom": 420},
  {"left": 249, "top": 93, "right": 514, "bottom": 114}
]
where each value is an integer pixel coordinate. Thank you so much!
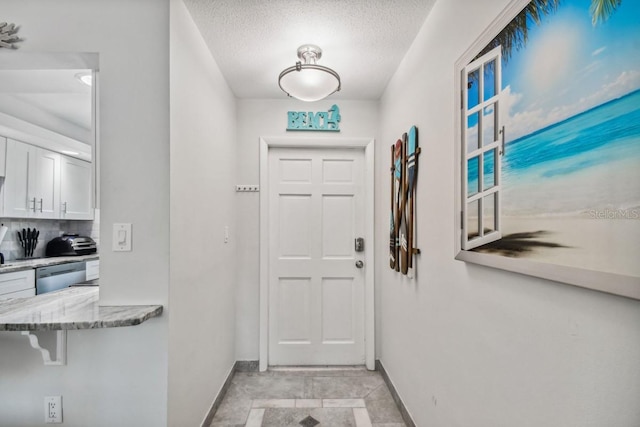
[
  {"left": 0, "top": 254, "right": 99, "bottom": 274},
  {"left": 0, "top": 286, "right": 162, "bottom": 331}
]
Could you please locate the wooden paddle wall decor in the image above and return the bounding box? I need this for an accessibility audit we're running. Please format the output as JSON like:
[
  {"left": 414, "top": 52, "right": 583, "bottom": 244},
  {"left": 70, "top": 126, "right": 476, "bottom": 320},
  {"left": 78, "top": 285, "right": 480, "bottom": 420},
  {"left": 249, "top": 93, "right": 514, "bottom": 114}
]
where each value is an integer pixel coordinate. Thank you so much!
[{"left": 389, "top": 126, "right": 421, "bottom": 276}]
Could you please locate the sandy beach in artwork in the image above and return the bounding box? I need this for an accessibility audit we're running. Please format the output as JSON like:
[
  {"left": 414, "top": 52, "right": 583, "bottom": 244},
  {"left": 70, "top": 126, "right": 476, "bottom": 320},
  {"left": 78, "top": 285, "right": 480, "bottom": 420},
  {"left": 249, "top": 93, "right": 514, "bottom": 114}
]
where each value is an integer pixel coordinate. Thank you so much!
[
  {"left": 477, "top": 215, "right": 640, "bottom": 277},
  {"left": 472, "top": 91, "right": 640, "bottom": 278}
]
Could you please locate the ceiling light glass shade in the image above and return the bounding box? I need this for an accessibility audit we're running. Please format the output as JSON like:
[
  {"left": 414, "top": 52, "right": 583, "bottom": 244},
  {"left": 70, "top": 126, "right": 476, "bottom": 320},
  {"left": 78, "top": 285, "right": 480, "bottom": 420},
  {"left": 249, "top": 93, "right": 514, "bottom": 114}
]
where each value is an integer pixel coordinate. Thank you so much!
[
  {"left": 278, "top": 45, "right": 341, "bottom": 102},
  {"left": 75, "top": 72, "right": 92, "bottom": 87}
]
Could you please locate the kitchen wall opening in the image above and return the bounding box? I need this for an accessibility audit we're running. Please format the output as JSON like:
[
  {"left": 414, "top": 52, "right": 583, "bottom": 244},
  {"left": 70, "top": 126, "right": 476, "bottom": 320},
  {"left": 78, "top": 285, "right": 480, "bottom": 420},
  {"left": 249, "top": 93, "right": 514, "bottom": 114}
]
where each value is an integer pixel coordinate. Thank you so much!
[{"left": 0, "top": 52, "right": 99, "bottom": 263}]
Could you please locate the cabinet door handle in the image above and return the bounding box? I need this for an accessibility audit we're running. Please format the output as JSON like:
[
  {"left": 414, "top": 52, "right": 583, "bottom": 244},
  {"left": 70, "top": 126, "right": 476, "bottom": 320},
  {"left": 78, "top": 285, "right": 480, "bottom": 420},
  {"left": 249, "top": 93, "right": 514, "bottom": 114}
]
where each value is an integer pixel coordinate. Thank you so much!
[
  {"left": 39, "top": 198, "right": 43, "bottom": 212},
  {"left": 30, "top": 197, "right": 37, "bottom": 212},
  {"left": 62, "top": 202, "right": 67, "bottom": 214}
]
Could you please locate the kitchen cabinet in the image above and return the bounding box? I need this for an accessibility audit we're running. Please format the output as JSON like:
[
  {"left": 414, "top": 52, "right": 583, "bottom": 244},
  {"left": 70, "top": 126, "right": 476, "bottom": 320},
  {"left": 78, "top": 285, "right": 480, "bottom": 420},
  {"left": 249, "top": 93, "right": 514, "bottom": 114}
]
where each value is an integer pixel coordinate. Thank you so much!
[
  {"left": 0, "top": 136, "right": 6, "bottom": 177},
  {"left": 2, "top": 138, "right": 31, "bottom": 217},
  {"left": 0, "top": 269, "right": 35, "bottom": 300},
  {"left": 2, "top": 139, "right": 60, "bottom": 219},
  {"left": 60, "top": 155, "right": 93, "bottom": 220},
  {"left": 86, "top": 259, "right": 99, "bottom": 281}
]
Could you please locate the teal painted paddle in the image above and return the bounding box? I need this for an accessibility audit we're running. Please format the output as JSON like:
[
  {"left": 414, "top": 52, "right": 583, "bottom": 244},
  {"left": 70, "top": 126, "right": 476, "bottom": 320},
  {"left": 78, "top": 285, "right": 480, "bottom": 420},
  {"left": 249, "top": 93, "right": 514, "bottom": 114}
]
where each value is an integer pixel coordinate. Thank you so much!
[
  {"left": 390, "top": 144, "right": 397, "bottom": 270},
  {"left": 399, "top": 133, "right": 409, "bottom": 275},
  {"left": 393, "top": 138, "right": 403, "bottom": 272},
  {"left": 407, "top": 126, "right": 418, "bottom": 271}
]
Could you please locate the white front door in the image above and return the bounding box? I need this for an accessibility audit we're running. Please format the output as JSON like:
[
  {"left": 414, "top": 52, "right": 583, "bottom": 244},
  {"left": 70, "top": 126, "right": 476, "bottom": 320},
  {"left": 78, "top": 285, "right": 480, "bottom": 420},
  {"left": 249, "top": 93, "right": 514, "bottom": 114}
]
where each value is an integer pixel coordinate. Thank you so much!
[{"left": 268, "top": 147, "right": 366, "bottom": 366}]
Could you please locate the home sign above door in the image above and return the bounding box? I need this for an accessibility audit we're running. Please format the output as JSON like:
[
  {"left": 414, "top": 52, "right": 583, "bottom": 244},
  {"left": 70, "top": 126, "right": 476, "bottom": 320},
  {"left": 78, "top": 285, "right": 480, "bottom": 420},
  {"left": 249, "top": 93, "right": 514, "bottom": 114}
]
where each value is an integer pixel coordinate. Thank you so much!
[{"left": 287, "top": 104, "right": 341, "bottom": 132}]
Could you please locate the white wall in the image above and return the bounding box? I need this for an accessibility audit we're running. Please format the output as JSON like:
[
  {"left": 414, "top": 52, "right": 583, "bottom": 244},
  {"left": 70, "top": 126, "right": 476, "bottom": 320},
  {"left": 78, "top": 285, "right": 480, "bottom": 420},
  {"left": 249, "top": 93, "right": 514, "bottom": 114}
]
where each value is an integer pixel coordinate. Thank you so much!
[
  {"left": 235, "top": 99, "right": 378, "bottom": 359},
  {"left": 0, "top": 1, "right": 170, "bottom": 425},
  {"left": 168, "top": 1, "right": 237, "bottom": 425},
  {"left": 376, "top": 1, "right": 640, "bottom": 426}
]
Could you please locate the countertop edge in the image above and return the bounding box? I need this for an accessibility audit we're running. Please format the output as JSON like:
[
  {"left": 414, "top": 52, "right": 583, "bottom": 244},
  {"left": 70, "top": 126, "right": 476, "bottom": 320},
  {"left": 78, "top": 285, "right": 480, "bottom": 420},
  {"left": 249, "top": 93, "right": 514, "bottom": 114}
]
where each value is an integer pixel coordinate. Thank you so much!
[
  {"left": 0, "top": 255, "right": 100, "bottom": 274},
  {"left": 0, "top": 287, "right": 163, "bottom": 331},
  {"left": 0, "top": 305, "right": 163, "bottom": 331}
]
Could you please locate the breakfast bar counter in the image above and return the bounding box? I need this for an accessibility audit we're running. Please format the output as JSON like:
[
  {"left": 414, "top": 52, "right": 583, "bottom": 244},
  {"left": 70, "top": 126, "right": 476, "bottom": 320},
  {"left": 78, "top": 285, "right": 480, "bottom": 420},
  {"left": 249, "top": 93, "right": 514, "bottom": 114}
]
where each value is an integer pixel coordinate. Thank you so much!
[
  {"left": 0, "top": 254, "right": 99, "bottom": 274},
  {"left": 0, "top": 286, "right": 163, "bottom": 331}
]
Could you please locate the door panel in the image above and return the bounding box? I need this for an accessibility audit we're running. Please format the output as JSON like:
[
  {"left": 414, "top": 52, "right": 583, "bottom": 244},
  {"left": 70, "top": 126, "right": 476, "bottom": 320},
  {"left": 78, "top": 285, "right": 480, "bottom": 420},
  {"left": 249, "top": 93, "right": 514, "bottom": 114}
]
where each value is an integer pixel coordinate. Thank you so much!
[
  {"left": 322, "top": 195, "right": 354, "bottom": 258},
  {"left": 279, "top": 159, "right": 312, "bottom": 183},
  {"left": 322, "top": 159, "right": 353, "bottom": 183},
  {"left": 279, "top": 195, "right": 312, "bottom": 258},
  {"left": 277, "top": 278, "right": 312, "bottom": 343},
  {"left": 269, "top": 147, "right": 365, "bottom": 366},
  {"left": 321, "top": 277, "right": 355, "bottom": 343}
]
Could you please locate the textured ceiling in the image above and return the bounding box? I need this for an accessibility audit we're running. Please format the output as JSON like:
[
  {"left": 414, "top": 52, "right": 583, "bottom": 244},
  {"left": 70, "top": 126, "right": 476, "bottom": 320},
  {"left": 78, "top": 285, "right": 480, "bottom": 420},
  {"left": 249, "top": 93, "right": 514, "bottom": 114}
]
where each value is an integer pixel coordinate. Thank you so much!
[{"left": 183, "top": 0, "right": 436, "bottom": 100}]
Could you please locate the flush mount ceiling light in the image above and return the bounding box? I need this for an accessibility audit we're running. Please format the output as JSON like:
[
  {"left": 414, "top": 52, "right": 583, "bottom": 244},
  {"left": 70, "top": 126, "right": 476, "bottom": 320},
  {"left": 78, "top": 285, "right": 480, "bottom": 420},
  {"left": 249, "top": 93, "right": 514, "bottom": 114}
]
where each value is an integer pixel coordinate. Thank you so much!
[
  {"left": 278, "top": 44, "right": 341, "bottom": 102},
  {"left": 75, "top": 72, "right": 92, "bottom": 87}
]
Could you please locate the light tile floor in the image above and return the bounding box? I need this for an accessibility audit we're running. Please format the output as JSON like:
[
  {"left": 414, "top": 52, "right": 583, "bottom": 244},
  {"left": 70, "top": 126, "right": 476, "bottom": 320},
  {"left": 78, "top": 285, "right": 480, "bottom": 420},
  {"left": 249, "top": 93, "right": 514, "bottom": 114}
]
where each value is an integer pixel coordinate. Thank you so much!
[{"left": 209, "top": 367, "right": 407, "bottom": 427}]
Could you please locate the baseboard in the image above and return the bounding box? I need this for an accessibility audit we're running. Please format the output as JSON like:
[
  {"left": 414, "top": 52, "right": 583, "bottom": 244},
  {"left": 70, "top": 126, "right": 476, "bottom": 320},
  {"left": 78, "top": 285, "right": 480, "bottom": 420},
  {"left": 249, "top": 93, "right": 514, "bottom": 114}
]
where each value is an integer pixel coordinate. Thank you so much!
[
  {"left": 200, "top": 362, "right": 237, "bottom": 427},
  {"left": 235, "top": 360, "right": 259, "bottom": 372},
  {"left": 376, "top": 360, "right": 416, "bottom": 427}
]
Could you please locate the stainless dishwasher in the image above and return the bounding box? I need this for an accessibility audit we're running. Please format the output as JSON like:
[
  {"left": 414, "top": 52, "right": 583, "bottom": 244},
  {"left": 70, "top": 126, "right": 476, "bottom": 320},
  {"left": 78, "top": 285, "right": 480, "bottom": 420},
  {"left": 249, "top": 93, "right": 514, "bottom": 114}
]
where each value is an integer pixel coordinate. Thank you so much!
[{"left": 35, "top": 261, "right": 87, "bottom": 295}]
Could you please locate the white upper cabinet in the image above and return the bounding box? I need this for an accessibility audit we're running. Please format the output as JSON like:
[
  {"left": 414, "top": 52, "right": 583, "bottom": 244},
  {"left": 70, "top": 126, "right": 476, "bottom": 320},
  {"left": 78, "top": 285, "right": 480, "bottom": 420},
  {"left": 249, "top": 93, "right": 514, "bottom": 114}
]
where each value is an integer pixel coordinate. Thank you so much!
[
  {"left": 0, "top": 137, "right": 6, "bottom": 177},
  {"left": 60, "top": 155, "right": 93, "bottom": 220},
  {"left": 3, "top": 139, "right": 35, "bottom": 218},
  {"left": 1, "top": 138, "right": 93, "bottom": 220},
  {"left": 1, "top": 138, "right": 75, "bottom": 219},
  {"left": 34, "top": 147, "right": 61, "bottom": 218}
]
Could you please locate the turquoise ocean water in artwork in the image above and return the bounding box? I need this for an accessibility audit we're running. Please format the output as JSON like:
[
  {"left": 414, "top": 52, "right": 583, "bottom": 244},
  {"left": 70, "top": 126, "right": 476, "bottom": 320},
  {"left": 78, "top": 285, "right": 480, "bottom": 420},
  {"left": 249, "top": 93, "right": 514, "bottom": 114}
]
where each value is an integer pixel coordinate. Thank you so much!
[
  {"left": 469, "top": 89, "right": 640, "bottom": 215},
  {"left": 503, "top": 89, "right": 640, "bottom": 179}
]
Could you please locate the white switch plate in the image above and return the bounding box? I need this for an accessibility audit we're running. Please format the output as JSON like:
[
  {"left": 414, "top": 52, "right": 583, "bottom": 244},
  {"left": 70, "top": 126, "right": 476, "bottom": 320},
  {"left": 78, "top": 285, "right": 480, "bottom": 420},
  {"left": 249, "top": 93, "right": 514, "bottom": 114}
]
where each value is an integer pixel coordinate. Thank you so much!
[{"left": 113, "top": 223, "right": 132, "bottom": 251}]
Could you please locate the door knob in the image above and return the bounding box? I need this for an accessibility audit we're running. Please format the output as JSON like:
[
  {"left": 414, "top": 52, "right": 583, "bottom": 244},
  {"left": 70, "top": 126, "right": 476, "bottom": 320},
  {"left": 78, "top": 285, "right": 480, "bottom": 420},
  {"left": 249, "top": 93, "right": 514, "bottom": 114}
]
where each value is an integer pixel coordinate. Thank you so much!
[{"left": 355, "top": 260, "right": 364, "bottom": 268}]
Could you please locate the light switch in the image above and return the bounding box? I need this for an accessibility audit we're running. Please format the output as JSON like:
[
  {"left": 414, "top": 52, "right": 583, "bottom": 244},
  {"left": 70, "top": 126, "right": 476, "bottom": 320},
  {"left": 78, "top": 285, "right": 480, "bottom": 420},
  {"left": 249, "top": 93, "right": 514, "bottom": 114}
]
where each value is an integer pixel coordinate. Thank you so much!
[{"left": 113, "top": 223, "right": 132, "bottom": 251}]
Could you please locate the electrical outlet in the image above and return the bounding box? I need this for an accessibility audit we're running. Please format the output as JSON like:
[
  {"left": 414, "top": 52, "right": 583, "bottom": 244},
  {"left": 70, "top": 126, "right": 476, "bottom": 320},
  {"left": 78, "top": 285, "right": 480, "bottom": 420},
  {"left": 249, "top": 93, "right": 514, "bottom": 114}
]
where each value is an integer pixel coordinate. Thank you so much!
[{"left": 44, "top": 396, "right": 62, "bottom": 424}]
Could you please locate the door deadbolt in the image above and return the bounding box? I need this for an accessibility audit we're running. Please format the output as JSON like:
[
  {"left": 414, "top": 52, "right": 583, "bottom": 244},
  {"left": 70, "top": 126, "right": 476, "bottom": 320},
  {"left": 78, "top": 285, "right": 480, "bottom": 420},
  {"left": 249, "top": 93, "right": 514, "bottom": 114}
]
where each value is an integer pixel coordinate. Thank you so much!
[{"left": 355, "top": 237, "right": 365, "bottom": 252}]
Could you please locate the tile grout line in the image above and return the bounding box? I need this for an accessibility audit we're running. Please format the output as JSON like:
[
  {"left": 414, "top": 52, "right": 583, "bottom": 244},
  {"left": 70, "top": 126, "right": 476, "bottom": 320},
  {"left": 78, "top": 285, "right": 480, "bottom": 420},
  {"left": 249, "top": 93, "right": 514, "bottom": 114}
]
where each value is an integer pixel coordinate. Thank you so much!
[
  {"left": 244, "top": 407, "right": 265, "bottom": 427},
  {"left": 251, "top": 398, "right": 367, "bottom": 409},
  {"left": 353, "top": 407, "right": 373, "bottom": 427},
  {"left": 310, "top": 375, "right": 315, "bottom": 400},
  {"left": 362, "top": 382, "right": 385, "bottom": 399}
]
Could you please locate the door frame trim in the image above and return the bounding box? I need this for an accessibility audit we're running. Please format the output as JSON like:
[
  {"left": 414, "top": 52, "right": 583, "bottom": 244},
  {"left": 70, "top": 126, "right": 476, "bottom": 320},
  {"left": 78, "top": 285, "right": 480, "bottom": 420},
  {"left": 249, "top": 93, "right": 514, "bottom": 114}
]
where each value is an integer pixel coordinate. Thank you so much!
[{"left": 259, "top": 136, "right": 375, "bottom": 371}]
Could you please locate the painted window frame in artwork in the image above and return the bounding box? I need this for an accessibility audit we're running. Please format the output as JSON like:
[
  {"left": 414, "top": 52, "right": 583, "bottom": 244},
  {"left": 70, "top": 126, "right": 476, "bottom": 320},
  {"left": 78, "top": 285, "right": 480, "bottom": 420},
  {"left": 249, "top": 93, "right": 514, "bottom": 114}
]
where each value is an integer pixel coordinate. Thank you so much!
[
  {"left": 453, "top": 0, "right": 640, "bottom": 300},
  {"left": 462, "top": 45, "right": 503, "bottom": 250}
]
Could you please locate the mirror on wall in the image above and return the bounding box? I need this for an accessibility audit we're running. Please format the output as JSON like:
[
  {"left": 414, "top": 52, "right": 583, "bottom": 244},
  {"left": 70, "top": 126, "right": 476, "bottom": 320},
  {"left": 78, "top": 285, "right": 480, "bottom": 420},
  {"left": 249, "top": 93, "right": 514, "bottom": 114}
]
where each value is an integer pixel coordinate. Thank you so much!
[
  {"left": 0, "top": 52, "right": 97, "bottom": 161},
  {"left": 0, "top": 52, "right": 99, "bottom": 261}
]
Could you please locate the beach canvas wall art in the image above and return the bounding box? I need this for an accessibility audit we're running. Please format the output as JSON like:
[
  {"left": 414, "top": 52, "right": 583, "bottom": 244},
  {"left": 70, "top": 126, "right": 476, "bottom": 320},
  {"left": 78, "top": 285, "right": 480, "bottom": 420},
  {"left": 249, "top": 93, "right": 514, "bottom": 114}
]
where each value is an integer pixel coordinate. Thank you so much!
[{"left": 456, "top": 0, "right": 639, "bottom": 298}]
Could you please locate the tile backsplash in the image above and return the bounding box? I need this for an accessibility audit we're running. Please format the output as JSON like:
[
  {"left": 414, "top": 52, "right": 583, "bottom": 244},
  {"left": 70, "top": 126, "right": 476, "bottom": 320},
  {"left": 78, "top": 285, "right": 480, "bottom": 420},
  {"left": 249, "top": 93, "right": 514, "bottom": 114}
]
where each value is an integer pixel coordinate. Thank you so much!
[{"left": 0, "top": 209, "right": 99, "bottom": 261}]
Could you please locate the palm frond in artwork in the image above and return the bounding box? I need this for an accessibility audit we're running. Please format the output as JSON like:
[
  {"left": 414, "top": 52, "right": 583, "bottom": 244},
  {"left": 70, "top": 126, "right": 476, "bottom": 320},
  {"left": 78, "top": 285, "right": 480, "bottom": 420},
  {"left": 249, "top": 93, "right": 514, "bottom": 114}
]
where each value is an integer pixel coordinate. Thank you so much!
[
  {"left": 590, "top": 0, "right": 621, "bottom": 25},
  {"left": 475, "top": 0, "right": 561, "bottom": 64}
]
